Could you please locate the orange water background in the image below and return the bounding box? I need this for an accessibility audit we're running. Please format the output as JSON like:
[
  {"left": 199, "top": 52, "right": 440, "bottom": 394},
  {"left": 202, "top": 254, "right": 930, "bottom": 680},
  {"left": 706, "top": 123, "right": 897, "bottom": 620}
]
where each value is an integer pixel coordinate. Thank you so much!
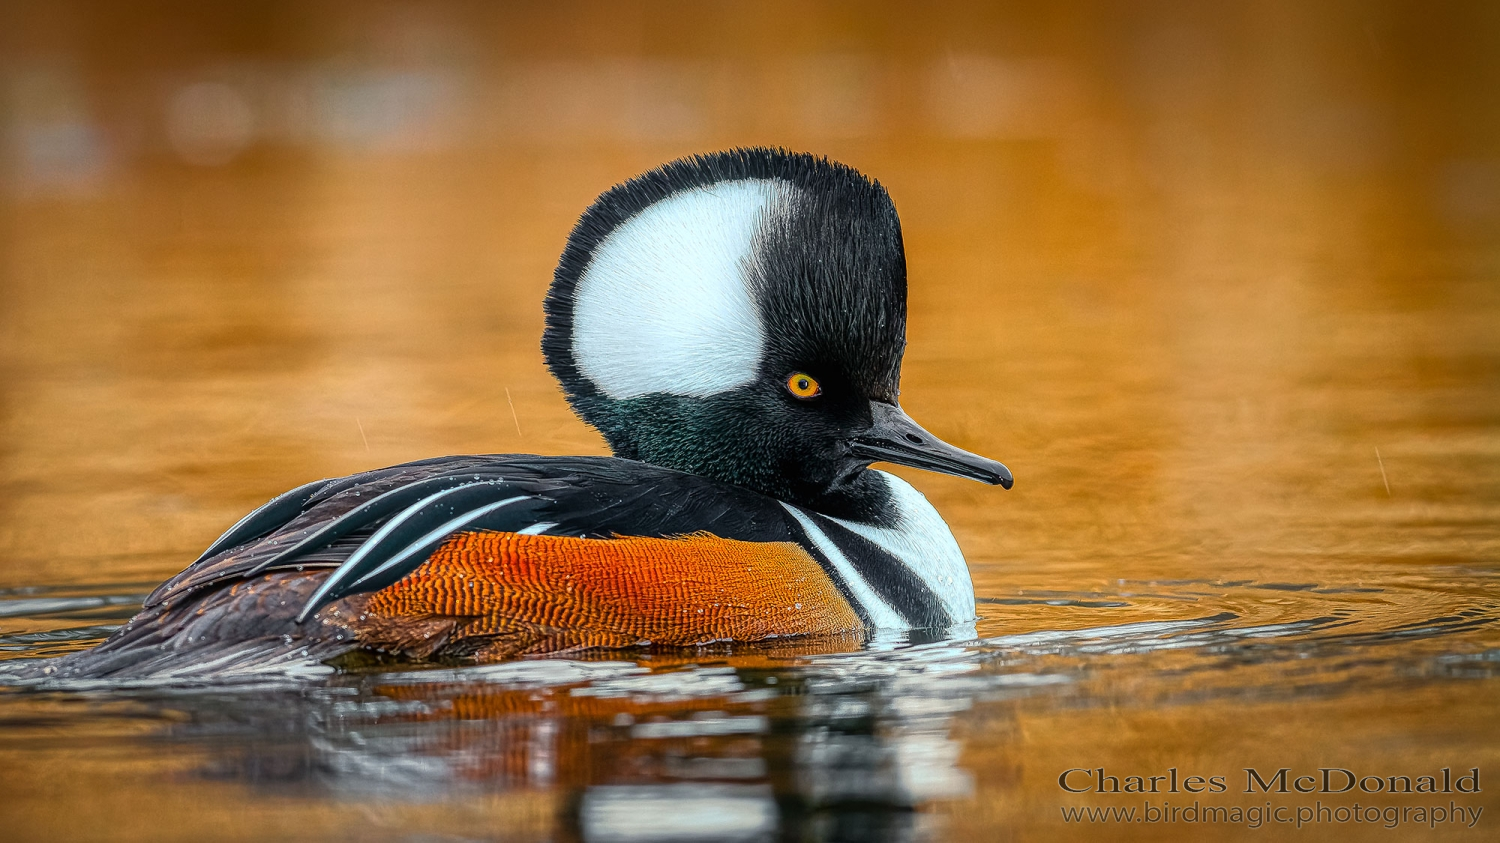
[{"left": 1, "top": 2, "right": 1497, "bottom": 841}]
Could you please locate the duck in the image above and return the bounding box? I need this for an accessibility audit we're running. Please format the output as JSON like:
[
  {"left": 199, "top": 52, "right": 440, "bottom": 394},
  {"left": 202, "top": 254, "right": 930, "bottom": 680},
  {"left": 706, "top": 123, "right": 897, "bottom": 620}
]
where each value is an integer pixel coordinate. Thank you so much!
[{"left": 29, "top": 148, "right": 1012, "bottom": 680}]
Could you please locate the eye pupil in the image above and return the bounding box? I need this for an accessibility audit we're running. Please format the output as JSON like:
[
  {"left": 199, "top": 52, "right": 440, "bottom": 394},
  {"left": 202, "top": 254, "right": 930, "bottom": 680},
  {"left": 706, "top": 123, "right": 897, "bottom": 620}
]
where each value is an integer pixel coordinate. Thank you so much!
[{"left": 787, "top": 372, "right": 820, "bottom": 399}]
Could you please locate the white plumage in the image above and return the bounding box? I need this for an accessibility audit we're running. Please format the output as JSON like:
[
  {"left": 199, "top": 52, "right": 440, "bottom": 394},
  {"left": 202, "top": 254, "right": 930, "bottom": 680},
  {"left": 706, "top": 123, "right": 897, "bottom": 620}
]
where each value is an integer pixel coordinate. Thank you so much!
[{"left": 571, "top": 179, "right": 796, "bottom": 399}]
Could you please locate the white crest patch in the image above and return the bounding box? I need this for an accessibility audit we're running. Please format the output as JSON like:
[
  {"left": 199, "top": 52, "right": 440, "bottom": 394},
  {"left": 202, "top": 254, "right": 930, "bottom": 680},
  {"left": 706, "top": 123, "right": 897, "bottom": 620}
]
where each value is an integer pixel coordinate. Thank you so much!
[{"left": 571, "top": 179, "right": 794, "bottom": 399}]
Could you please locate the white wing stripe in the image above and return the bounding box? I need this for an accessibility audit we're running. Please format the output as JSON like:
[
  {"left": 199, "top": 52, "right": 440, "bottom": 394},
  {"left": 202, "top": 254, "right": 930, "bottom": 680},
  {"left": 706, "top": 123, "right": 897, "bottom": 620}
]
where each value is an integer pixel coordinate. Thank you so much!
[
  {"left": 298, "top": 480, "right": 506, "bottom": 614},
  {"left": 347, "top": 496, "right": 530, "bottom": 590}
]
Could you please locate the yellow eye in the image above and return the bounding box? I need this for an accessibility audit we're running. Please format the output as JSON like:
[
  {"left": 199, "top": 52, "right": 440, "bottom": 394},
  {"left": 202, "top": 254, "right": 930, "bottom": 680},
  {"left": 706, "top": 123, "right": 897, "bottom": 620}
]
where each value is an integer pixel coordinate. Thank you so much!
[{"left": 786, "top": 372, "right": 822, "bottom": 399}]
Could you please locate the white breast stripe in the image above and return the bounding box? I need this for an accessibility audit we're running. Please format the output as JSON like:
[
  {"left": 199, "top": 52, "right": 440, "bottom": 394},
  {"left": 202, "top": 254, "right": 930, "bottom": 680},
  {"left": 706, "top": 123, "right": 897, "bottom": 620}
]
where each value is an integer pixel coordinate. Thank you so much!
[
  {"left": 822, "top": 472, "right": 976, "bottom": 623},
  {"left": 572, "top": 179, "right": 795, "bottom": 399},
  {"left": 783, "top": 505, "right": 908, "bottom": 630}
]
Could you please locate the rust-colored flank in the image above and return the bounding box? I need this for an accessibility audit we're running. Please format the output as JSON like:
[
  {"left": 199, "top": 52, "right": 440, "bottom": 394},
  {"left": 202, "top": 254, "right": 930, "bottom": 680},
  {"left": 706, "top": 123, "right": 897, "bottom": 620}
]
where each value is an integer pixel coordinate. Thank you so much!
[{"left": 354, "top": 531, "right": 863, "bottom": 659}]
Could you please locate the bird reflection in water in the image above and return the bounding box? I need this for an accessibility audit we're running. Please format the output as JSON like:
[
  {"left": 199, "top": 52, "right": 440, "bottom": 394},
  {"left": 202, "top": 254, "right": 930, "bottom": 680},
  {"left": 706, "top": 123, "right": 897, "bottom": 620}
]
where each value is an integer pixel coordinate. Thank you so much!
[{"left": 165, "top": 640, "right": 983, "bottom": 842}]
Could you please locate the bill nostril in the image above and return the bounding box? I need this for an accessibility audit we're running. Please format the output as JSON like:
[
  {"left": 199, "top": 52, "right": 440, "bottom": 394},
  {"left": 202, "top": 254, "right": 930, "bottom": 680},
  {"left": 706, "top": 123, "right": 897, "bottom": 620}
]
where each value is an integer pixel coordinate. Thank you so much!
[{"left": 904, "top": 433, "right": 923, "bottom": 444}]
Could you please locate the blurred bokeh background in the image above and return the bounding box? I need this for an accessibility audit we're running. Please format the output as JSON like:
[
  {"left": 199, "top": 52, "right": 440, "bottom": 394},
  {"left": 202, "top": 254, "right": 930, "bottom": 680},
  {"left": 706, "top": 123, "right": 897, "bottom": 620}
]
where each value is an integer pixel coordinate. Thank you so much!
[
  {"left": 2, "top": 0, "right": 1495, "bottom": 588},
  {"left": 1, "top": 3, "right": 1498, "bottom": 839}
]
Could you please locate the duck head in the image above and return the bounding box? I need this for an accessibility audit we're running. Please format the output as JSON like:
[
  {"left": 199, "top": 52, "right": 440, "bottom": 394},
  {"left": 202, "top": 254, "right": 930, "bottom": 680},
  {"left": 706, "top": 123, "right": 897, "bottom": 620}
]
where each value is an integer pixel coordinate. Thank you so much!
[{"left": 543, "top": 148, "right": 1011, "bottom": 520}]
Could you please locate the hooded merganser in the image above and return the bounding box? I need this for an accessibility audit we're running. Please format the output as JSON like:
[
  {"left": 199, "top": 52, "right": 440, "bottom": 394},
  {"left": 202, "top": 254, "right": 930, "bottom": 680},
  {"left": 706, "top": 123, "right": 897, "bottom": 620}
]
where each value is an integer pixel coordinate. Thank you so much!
[{"left": 34, "top": 148, "right": 1011, "bottom": 679}]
